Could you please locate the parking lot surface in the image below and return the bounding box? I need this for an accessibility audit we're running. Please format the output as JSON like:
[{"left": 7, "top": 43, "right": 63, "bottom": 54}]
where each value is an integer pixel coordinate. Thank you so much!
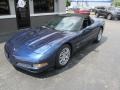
[{"left": 0, "top": 19, "right": 120, "bottom": 90}]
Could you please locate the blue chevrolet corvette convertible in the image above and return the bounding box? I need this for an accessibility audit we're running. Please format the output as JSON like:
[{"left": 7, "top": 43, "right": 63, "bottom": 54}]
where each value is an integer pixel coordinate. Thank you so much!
[{"left": 5, "top": 14, "right": 105, "bottom": 73}]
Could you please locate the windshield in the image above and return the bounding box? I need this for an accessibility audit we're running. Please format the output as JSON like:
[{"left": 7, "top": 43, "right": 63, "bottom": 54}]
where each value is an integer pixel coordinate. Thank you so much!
[{"left": 47, "top": 16, "right": 82, "bottom": 32}]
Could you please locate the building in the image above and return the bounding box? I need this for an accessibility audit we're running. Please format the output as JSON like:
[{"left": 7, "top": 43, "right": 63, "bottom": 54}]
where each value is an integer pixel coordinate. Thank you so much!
[
  {"left": 70, "top": 0, "right": 112, "bottom": 8},
  {"left": 0, "top": 0, "right": 65, "bottom": 36}
]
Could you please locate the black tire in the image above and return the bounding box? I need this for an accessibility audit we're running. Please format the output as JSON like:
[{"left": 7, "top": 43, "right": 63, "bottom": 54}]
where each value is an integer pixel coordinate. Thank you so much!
[
  {"left": 96, "top": 13, "right": 99, "bottom": 18},
  {"left": 94, "top": 28, "right": 103, "bottom": 43},
  {"left": 55, "top": 44, "right": 71, "bottom": 68},
  {"left": 107, "top": 14, "right": 112, "bottom": 20}
]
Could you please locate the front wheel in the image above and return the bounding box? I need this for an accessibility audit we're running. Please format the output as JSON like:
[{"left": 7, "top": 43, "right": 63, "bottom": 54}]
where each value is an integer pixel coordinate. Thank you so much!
[
  {"left": 55, "top": 44, "right": 71, "bottom": 68},
  {"left": 94, "top": 28, "right": 103, "bottom": 43},
  {"left": 107, "top": 14, "right": 112, "bottom": 20}
]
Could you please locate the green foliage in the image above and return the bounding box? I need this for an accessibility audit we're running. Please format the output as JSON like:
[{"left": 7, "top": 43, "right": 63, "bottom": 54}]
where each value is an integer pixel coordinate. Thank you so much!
[
  {"left": 112, "top": 0, "right": 120, "bottom": 7},
  {"left": 66, "top": 0, "right": 71, "bottom": 7},
  {"left": 115, "top": 2, "right": 120, "bottom": 6}
]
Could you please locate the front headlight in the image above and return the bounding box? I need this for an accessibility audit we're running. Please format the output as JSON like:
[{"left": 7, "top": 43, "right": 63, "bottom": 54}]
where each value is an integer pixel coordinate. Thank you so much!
[{"left": 33, "top": 63, "right": 48, "bottom": 68}]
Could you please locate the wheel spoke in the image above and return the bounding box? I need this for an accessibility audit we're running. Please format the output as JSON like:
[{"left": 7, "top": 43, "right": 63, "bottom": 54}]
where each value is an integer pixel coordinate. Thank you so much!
[{"left": 59, "top": 47, "right": 71, "bottom": 66}]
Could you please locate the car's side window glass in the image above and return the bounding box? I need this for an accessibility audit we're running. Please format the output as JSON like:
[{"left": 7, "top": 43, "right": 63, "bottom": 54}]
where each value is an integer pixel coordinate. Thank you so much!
[
  {"left": 108, "top": 7, "right": 114, "bottom": 11},
  {"left": 82, "top": 20, "right": 88, "bottom": 29},
  {"left": 102, "top": 7, "right": 105, "bottom": 10},
  {"left": 82, "top": 18, "right": 91, "bottom": 29},
  {"left": 98, "top": 7, "right": 105, "bottom": 10}
]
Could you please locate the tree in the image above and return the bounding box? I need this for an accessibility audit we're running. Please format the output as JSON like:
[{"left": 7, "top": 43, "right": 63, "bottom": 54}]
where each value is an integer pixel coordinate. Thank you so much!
[
  {"left": 115, "top": 2, "right": 120, "bottom": 6},
  {"left": 66, "top": 0, "right": 71, "bottom": 7},
  {"left": 112, "top": 0, "right": 120, "bottom": 7}
]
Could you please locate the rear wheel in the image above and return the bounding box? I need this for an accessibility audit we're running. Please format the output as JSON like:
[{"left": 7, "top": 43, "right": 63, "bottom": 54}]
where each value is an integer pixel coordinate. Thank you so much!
[
  {"left": 55, "top": 44, "right": 71, "bottom": 68},
  {"left": 94, "top": 28, "right": 103, "bottom": 43}
]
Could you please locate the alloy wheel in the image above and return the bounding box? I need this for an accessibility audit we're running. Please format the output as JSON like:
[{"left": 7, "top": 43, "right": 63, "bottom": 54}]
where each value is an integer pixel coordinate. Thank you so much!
[
  {"left": 97, "top": 29, "right": 103, "bottom": 41},
  {"left": 107, "top": 14, "right": 112, "bottom": 20},
  {"left": 59, "top": 47, "right": 71, "bottom": 66}
]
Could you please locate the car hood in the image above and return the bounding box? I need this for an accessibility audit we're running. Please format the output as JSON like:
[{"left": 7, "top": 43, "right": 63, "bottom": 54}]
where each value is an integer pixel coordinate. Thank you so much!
[
  {"left": 6, "top": 27, "right": 75, "bottom": 63},
  {"left": 9, "top": 27, "right": 68, "bottom": 52}
]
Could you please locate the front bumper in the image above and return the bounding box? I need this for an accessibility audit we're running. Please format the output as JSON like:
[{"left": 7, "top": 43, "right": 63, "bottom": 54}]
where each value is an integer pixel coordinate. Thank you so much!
[
  {"left": 117, "top": 15, "right": 120, "bottom": 19},
  {"left": 4, "top": 46, "right": 49, "bottom": 73},
  {"left": 113, "top": 14, "right": 120, "bottom": 19},
  {"left": 8, "top": 57, "right": 49, "bottom": 73},
  {"left": 15, "top": 63, "right": 49, "bottom": 73}
]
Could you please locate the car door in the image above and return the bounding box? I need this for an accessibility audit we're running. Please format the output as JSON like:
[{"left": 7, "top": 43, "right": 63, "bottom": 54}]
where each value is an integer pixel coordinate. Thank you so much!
[
  {"left": 69, "top": 17, "right": 90, "bottom": 50},
  {"left": 99, "top": 7, "right": 107, "bottom": 16},
  {"left": 70, "top": 17, "right": 97, "bottom": 50},
  {"left": 79, "top": 18, "right": 97, "bottom": 45},
  {"left": 107, "top": 7, "right": 114, "bottom": 15},
  {"left": 103, "top": 7, "right": 110, "bottom": 16}
]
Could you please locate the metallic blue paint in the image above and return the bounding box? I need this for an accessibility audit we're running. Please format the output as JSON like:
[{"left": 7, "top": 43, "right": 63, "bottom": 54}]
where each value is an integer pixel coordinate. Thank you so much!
[{"left": 4, "top": 16, "right": 105, "bottom": 73}]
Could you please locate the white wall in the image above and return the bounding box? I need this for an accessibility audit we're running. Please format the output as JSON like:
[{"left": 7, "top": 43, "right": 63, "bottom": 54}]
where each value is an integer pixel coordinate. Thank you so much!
[
  {"left": 57, "top": 0, "right": 66, "bottom": 13},
  {"left": 8, "top": 0, "right": 16, "bottom": 15},
  {"left": 29, "top": 0, "right": 34, "bottom": 14}
]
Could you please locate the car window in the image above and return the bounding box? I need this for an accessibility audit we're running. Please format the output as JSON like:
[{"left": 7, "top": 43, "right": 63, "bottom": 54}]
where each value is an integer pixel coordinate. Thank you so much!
[
  {"left": 47, "top": 16, "right": 82, "bottom": 32},
  {"left": 96, "top": 7, "right": 105, "bottom": 10},
  {"left": 82, "top": 17, "right": 92, "bottom": 29},
  {"left": 108, "top": 7, "right": 115, "bottom": 11}
]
